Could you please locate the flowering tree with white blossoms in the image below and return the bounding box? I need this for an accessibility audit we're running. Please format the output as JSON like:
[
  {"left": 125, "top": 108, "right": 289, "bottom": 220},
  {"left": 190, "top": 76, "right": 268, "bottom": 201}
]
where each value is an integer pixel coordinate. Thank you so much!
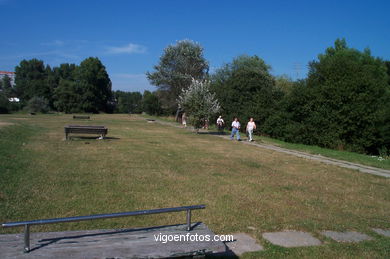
[{"left": 178, "top": 79, "right": 221, "bottom": 131}]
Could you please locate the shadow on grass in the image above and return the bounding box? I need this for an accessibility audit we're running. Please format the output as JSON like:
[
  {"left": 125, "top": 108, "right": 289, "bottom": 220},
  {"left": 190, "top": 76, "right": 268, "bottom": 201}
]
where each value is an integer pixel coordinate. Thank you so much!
[{"left": 68, "top": 136, "right": 120, "bottom": 140}]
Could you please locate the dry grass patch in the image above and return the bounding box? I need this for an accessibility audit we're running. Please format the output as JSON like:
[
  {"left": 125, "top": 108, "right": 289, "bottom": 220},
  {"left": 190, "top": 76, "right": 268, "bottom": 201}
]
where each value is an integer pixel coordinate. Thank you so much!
[{"left": 0, "top": 121, "right": 14, "bottom": 128}]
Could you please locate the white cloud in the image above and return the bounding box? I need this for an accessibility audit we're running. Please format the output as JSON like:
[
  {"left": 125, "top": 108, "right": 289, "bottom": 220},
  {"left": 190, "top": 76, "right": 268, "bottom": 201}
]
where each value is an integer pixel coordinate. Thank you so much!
[{"left": 106, "top": 43, "right": 147, "bottom": 54}]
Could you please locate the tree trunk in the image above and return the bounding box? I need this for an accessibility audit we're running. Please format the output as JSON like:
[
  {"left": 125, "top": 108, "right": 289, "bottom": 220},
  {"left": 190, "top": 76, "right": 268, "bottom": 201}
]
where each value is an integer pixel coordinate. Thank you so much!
[{"left": 175, "top": 108, "right": 181, "bottom": 122}]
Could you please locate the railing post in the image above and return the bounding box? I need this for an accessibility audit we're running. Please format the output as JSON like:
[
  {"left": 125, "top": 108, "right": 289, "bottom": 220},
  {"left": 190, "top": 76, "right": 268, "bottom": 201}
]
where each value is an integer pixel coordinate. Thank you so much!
[
  {"left": 24, "top": 224, "right": 30, "bottom": 253},
  {"left": 186, "top": 209, "right": 191, "bottom": 231}
]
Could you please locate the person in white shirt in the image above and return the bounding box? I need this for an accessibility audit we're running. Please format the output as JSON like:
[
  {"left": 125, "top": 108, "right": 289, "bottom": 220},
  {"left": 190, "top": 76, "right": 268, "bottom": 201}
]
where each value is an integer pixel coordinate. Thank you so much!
[
  {"left": 216, "top": 116, "right": 224, "bottom": 132},
  {"left": 230, "top": 117, "right": 241, "bottom": 141},
  {"left": 246, "top": 117, "right": 256, "bottom": 141},
  {"left": 182, "top": 112, "right": 187, "bottom": 127}
]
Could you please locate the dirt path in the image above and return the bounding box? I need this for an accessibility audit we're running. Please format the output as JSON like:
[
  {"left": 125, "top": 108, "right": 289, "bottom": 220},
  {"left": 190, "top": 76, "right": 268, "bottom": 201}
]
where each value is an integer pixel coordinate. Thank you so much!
[{"left": 152, "top": 118, "right": 390, "bottom": 178}]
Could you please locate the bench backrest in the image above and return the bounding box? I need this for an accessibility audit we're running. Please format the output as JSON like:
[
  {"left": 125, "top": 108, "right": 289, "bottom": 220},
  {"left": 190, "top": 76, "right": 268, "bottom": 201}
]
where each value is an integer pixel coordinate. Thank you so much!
[{"left": 64, "top": 125, "right": 107, "bottom": 134}]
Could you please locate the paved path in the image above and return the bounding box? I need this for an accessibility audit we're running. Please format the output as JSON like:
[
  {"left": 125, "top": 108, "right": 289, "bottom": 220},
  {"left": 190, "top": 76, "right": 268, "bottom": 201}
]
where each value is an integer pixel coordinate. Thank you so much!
[{"left": 151, "top": 119, "right": 390, "bottom": 178}]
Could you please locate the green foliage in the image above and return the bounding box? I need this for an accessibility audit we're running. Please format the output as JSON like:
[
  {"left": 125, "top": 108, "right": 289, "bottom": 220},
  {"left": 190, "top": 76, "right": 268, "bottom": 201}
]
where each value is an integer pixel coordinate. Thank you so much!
[
  {"left": 385, "top": 61, "right": 390, "bottom": 85},
  {"left": 55, "top": 63, "right": 77, "bottom": 81},
  {"left": 113, "top": 90, "right": 143, "bottom": 113},
  {"left": 45, "top": 65, "right": 58, "bottom": 108},
  {"left": 77, "top": 57, "right": 112, "bottom": 113},
  {"left": 14, "top": 58, "right": 112, "bottom": 113},
  {"left": 211, "top": 55, "right": 283, "bottom": 128},
  {"left": 275, "top": 74, "right": 295, "bottom": 94},
  {"left": 178, "top": 79, "right": 220, "bottom": 129},
  {"left": 14, "top": 59, "right": 51, "bottom": 104},
  {"left": 142, "top": 90, "right": 163, "bottom": 115},
  {"left": 1, "top": 75, "right": 14, "bottom": 98},
  {"left": 52, "top": 64, "right": 79, "bottom": 113},
  {"left": 147, "top": 39, "right": 209, "bottom": 114},
  {"left": 264, "top": 39, "right": 390, "bottom": 154},
  {"left": 0, "top": 92, "right": 9, "bottom": 114},
  {"left": 27, "top": 96, "right": 49, "bottom": 113},
  {"left": 53, "top": 79, "right": 81, "bottom": 113}
]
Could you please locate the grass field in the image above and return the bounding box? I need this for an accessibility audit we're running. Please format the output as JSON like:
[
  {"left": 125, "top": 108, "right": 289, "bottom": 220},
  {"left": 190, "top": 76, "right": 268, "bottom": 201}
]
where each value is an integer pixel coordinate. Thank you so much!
[
  {"left": 0, "top": 114, "right": 389, "bottom": 258},
  {"left": 144, "top": 115, "right": 390, "bottom": 170}
]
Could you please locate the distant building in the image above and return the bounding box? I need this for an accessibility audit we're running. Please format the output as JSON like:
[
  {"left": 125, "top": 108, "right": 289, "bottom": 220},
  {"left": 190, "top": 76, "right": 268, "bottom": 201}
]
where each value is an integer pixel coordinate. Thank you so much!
[{"left": 0, "top": 71, "right": 16, "bottom": 86}]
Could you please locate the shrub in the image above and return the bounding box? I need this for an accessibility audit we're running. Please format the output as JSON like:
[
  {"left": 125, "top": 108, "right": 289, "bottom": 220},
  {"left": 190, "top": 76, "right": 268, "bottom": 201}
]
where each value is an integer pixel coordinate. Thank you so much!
[
  {"left": 0, "top": 93, "right": 9, "bottom": 114},
  {"left": 27, "top": 96, "right": 49, "bottom": 113}
]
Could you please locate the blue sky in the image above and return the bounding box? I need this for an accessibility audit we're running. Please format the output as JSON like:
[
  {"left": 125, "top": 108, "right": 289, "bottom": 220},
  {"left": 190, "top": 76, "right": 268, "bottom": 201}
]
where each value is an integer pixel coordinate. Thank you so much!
[{"left": 0, "top": 0, "right": 389, "bottom": 92}]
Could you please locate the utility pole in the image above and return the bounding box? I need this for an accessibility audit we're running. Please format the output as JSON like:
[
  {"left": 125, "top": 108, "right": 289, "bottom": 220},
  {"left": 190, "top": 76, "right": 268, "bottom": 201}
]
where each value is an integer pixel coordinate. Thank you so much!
[{"left": 293, "top": 62, "right": 301, "bottom": 79}]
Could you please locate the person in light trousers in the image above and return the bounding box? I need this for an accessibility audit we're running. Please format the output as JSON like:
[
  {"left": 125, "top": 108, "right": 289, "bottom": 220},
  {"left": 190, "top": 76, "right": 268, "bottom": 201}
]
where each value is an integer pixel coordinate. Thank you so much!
[
  {"left": 246, "top": 117, "right": 256, "bottom": 141},
  {"left": 230, "top": 117, "right": 241, "bottom": 141}
]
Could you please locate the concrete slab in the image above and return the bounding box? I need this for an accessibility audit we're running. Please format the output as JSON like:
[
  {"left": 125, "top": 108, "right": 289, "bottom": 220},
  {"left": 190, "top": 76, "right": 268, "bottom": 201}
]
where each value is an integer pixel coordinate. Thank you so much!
[
  {"left": 321, "top": 231, "right": 373, "bottom": 242},
  {"left": 372, "top": 228, "right": 390, "bottom": 237},
  {"left": 262, "top": 231, "right": 321, "bottom": 247},
  {"left": 0, "top": 223, "right": 226, "bottom": 258},
  {"left": 224, "top": 233, "right": 263, "bottom": 256}
]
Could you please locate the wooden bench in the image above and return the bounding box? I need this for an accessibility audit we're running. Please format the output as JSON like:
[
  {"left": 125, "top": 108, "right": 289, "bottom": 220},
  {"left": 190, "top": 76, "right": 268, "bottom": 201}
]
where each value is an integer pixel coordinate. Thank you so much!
[
  {"left": 73, "top": 115, "right": 90, "bottom": 120},
  {"left": 64, "top": 125, "right": 108, "bottom": 140}
]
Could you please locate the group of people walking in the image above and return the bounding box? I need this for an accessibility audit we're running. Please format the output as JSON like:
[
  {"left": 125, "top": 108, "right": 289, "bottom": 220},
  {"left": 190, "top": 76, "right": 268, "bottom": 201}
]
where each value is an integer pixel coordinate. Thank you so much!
[
  {"left": 217, "top": 116, "right": 257, "bottom": 142},
  {"left": 182, "top": 113, "right": 257, "bottom": 142}
]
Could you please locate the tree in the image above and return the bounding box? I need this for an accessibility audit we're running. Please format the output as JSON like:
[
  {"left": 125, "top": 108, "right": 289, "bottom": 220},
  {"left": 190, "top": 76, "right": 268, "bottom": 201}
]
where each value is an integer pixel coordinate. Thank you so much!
[
  {"left": 146, "top": 39, "right": 209, "bottom": 115},
  {"left": 307, "top": 39, "right": 389, "bottom": 153},
  {"left": 76, "top": 57, "right": 112, "bottom": 113},
  {"left": 51, "top": 63, "right": 80, "bottom": 113},
  {"left": 263, "top": 79, "right": 317, "bottom": 144},
  {"left": 274, "top": 75, "right": 295, "bottom": 94},
  {"left": 1, "top": 74, "right": 14, "bottom": 98},
  {"left": 56, "top": 63, "right": 77, "bottom": 81},
  {"left": 264, "top": 39, "right": 390, "bottom": 154},
  {"left": 211, "top": 55, "right": 282, "bottom": 129},
  {"left": 14, "top": 59, "right": 51, "bottom": 104},
  {"left": 53, "top": 79, "right": 81, "bottom": 113},
  {"left": 142, "top": 90, "right": 163, "bottom": 115},
  {"left": 27, "top": 96, "right": 49, "bottom": 113},
  {"left": 385, "top": 61, "right": 390, "bottom": 85},
  {"left": 113, "top": 90, "right": 143, "bottom": 113},
  {"left": 178, "top": 79, "right": 220, "bottom": 130},
  {"left": 0, "top": 92, "right": 9, "bottom": 113},
  {"left": 45, "top": 65, "right": 58, "bottom": 109}
]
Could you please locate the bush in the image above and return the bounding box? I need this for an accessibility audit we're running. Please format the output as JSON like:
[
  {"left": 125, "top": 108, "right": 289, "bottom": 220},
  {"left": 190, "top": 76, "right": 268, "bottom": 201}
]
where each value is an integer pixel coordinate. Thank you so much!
[
  {"left": 263, "top": 39, "right": 390, "bottom": 155},
  {"left": 27, "top": 96, "right": 49, "bottom": 113},
  {"left": 0, "top": 93, "right": 9, "bottom": 114}
]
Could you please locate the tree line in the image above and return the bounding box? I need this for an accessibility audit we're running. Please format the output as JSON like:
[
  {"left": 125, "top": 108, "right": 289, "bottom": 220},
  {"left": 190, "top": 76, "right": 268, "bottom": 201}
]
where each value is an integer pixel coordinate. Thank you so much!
[
  {"left": 0, "top": 38, "right": 389, "bottom": 155},
  {"left": 0, "top": 57, "right": 163, "bottom": 115},
  {"left": 147, "top": 39, "right": 390, "bottom": 155}
]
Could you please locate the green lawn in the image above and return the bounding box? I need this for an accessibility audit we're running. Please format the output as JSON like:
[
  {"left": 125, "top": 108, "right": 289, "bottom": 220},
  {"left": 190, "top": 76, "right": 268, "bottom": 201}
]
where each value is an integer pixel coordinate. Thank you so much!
[
  {"left": 145, "top": 115, "right": 390, "bottom": 170},
  {"left": 0, "top": 114, "right": 389, "bottom": 258}
]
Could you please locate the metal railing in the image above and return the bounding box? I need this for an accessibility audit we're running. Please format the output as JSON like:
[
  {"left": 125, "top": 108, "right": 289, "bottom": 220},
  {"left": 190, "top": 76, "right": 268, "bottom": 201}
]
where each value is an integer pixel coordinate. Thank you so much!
[{"left": 2, "top": 204, "right": 205, "bottom": 253}]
